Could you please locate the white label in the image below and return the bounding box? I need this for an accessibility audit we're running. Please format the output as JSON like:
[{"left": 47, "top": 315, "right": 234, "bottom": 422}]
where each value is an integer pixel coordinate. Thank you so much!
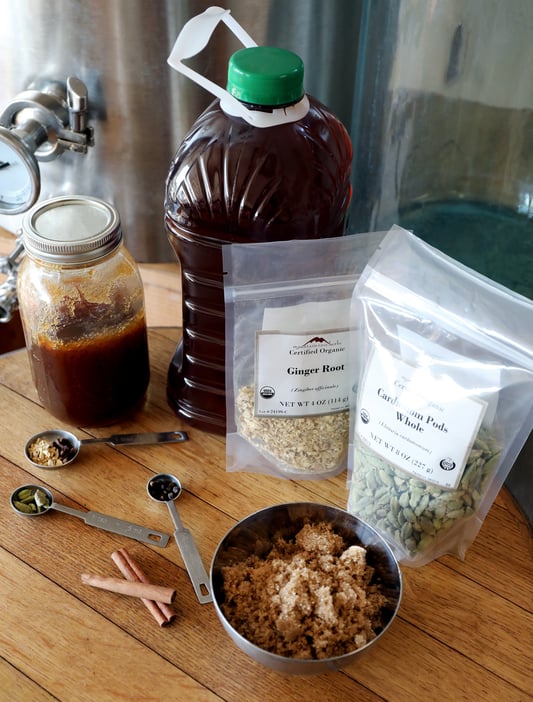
[
  {"left": 254, "top": 329, "right": 351, "bottom": 417},
  {"left": 262, "top": 298, "right": 351, "bottom": 333},
  {"left": 356, "top": 347, "right": 487, "bottom": 488},
  {"left": 397, "top": 327, "right": 500, "bottom": 425}
]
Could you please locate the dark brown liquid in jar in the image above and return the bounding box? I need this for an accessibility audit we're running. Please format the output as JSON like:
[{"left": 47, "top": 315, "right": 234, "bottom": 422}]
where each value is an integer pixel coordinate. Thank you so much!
[
  {"left": 30, "top": 313, "right": 149, "bottom": 426},
  {"left": 17, "top": 195, "right": 150, "bottom": 426}
]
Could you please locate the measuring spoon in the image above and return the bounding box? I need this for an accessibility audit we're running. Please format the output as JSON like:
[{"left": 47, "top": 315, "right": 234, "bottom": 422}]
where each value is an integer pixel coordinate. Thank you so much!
[
  {"left": 25, "top": 429, "right": 189, "bottom": 468},
  {"left": 10, "top": 484, "right": 170, "bottom": 547},
  {"left": 147, "top": 473, "right": 212, "bottom": 604}
]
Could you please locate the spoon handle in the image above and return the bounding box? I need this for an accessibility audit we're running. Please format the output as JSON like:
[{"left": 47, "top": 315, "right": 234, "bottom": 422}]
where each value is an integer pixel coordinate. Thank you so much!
[
  {"left": 173, "top": 527, "right": 213, "bottom": 604},
  {"left": 167, "top": 501, "right": 212, "bottom": 603},
  {"left": 80, "top": 431, "right": 189, "bottom": 446},
  {"left": 85, "top": 511, "right": 171, "bottom": 547},
  {"left": 51, "top": 503, "right": 170, "bottom": 547}
]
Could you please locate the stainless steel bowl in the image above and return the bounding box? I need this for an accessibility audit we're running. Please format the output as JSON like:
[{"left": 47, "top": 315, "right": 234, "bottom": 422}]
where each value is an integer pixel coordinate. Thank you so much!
[{"left": 210, "top": 502, "right": 402, "bottom": 675}]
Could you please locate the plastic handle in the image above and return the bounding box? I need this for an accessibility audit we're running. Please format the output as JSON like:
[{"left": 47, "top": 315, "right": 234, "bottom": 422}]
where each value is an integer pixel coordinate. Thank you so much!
[
  {"left": 168, "top": 5, "right": 310, "bottom": 127},
  {"left": 169, "top": 6, "right": 256, "bottom": 60},
  {"left": 168, "top": 6, "right": 257, "bottom": 123}
]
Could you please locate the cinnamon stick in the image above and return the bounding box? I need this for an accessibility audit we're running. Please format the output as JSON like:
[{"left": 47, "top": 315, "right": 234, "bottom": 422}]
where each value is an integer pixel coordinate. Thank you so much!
[
  {"left": 81, "top": 573, "right": 176, "bottom": 604},
  {"left": 112, "top": 549, "right": 176, "bottom": 624}
]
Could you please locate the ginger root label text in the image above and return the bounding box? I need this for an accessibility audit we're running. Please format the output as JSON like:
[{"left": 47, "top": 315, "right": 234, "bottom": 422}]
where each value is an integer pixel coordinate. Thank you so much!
[{"left": 254, "top": 330, "right": 350, "bottom": 417}]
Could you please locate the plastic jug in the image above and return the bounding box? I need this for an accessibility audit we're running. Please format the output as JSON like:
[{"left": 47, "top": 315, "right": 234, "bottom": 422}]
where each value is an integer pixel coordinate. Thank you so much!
[{"left": 164, "top": 7, "right": 352, "bottom": 433}]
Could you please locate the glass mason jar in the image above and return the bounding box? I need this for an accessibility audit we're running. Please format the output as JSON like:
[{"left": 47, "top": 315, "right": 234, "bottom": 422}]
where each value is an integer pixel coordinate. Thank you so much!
[{"left": 17, "top": 195, "right": 150, "bottom": 426}]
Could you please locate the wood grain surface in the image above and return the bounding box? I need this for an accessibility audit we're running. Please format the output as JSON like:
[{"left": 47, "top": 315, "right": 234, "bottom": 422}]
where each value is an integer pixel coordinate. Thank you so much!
[{"left": 0, "top": 327, "right": 531, "bottom": 702}]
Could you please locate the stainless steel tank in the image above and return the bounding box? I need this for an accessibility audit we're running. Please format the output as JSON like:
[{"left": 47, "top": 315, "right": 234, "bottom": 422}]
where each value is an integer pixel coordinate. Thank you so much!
[
  {"left": 2, "top": 0, "right": 529, "bottom": 522},
  {"left": 0, "top": 0, "right": 362, "bottom": 261}
]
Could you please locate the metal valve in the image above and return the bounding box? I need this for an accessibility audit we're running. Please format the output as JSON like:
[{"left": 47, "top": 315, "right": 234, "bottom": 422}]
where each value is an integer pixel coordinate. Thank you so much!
[
  {"left": 67, "top": 76, "right": 91, "bottom": 134},
  {"left": 0, "top": 76, "right": 94, "bottom": 215}
]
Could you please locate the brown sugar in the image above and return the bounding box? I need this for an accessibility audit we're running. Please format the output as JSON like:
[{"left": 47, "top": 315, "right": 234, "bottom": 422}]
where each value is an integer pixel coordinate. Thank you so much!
[{"left": 220, "top": 521, "right": 387, "bottom": 659}]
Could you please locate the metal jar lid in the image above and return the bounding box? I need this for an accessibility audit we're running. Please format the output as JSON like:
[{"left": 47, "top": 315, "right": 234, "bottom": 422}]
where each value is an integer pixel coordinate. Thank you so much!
[{"left": 21, "top": 195, "right": 122, "bottom": 264}]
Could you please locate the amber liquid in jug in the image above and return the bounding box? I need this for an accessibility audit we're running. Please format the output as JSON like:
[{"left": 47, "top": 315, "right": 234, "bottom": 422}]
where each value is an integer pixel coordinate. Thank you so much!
[{"left": 165, "top": 47, "right": 352, "bottom": 434}]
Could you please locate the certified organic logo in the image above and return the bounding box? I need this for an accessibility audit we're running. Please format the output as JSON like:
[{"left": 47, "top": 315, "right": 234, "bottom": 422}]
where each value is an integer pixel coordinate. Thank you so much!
[
  {"left": 289, "top": 336, "right": 344, "bottom": 356},
  {"left": 303, "top": 336, "right": 331, "bottom": 346},
  {"left": 360, "top": 408, "right": 370, "bottom": 424},
  {"left": 439, "top": 457, "right": 456, "bottom": 471},
  {"left": 259, "top": 385, "right": 275, "bottom": 399}
]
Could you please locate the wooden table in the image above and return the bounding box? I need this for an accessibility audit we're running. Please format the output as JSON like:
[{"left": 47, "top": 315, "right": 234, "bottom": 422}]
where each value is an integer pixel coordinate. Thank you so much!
[{"left": 0, "top": 328, "right": 531, "bottom": 702}]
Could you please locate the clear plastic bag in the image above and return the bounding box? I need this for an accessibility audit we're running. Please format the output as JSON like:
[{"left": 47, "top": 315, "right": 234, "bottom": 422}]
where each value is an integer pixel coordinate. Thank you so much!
[
  {"left": 224, "top": 232, "right": 385, "bottom": 479},
  {"left": 347, "top": 226, "right": 533, "bottom": 565}
]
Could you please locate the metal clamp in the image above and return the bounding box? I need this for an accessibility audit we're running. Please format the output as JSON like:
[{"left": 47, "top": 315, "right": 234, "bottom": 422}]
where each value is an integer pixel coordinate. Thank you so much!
[{"left": 0, "top": 236, "right": 24, "bottom": 322}]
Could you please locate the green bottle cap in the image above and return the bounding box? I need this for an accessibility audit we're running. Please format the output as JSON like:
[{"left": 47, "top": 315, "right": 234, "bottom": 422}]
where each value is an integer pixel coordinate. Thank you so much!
[{"left": 227, "top": 47, "right": 304, "bottom": 107}]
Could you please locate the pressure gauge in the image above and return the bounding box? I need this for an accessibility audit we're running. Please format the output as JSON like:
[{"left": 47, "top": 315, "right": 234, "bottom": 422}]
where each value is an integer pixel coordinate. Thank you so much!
[{"left": 0, "top": 126, "right": 41, "bottom": 215}]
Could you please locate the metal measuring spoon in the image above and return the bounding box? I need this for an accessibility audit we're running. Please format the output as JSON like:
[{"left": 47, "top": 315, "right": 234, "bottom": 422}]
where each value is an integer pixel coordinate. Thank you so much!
[
  {"left": 25, "top": 429, "right": 189, "bottom": 468},
  {"left": 10, "top": 484, "right": 170, "bottom": 547},
  {"left": 147, "top": 473, "right": 212, "bottom": 604}
]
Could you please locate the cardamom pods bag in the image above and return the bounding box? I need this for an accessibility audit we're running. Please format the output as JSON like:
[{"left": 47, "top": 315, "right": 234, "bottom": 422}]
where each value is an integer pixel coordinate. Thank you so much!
[
  {"left": 347, "top": 226, "right": 533, "bottom": 566},
  {"left": 223, "top": 232, "right": 385, "bottom": 479}
]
